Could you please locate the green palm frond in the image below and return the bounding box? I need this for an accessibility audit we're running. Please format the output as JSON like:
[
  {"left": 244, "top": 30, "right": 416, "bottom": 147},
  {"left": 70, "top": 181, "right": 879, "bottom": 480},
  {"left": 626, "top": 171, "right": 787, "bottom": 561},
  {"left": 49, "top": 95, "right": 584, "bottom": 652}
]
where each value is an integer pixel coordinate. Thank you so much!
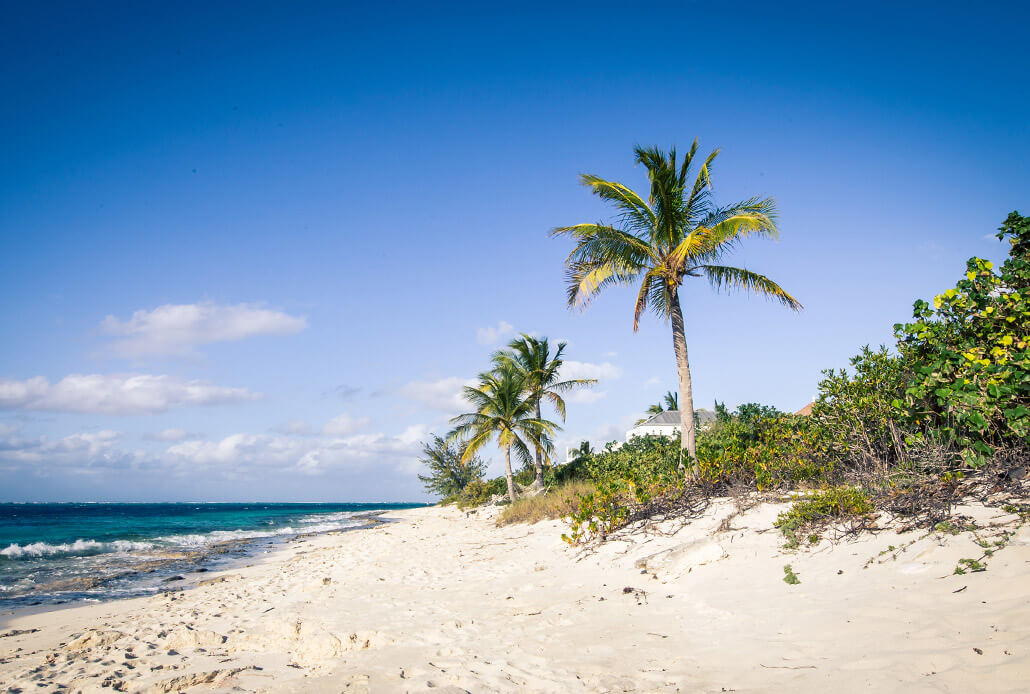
[
  {"left": 578, "top": 176, "right": 656, "bottom": 232},
  {"left": 700, "top": 265, "right": 803, "bottom": 311}
]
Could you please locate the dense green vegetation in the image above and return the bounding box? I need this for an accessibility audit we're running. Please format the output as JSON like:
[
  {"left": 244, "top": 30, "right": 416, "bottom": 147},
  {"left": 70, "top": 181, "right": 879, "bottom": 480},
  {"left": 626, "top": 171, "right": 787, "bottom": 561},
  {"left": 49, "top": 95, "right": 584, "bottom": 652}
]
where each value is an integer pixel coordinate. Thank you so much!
[{"left": 558, "top": 212, "right": 1029, "bottom": 544}]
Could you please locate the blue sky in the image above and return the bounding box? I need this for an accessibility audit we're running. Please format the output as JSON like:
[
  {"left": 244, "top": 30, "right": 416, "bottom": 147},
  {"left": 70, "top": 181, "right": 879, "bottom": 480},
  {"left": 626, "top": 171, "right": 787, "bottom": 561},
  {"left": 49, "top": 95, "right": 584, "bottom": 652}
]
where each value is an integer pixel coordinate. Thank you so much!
[{"left": 1, "top": 2, "right": 1027, "bottom": 501}]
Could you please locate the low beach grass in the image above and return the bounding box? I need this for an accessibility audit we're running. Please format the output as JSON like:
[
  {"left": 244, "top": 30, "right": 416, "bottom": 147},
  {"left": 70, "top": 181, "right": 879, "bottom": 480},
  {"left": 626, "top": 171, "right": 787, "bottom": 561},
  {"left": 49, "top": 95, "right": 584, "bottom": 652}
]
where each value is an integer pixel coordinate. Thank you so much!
[{"left": 497, "top": 480, "right": 595, "bottom": 526}]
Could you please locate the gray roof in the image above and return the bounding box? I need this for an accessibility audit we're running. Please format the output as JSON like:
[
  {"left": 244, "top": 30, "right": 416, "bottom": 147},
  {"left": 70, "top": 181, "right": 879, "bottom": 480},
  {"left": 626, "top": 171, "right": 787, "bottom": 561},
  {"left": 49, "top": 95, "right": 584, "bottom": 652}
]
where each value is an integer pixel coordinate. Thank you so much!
[{"left": 642, "top": 411, "right": 682, "bottom": 426}]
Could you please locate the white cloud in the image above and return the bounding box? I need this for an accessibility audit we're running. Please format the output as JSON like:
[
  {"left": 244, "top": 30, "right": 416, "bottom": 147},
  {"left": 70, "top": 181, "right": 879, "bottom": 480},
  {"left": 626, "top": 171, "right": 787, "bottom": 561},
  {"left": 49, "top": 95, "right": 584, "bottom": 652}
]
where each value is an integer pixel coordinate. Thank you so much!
[
  {"left": 0, "top": 429, "right": 140, "bottom": 471},
  {"left": 566, "top": 390, "right": 607, "bottom": 404},
  {"left": 398, "top": 377, "right": 474, "bottom": 413},
  {"left": 476, "top": 320, "right": 514, "bottom": 346},
  {"left": 0, "top": 374, "right": 258, "bottom": 415},
  {"left": 166, "top": 424, "right": 427, "bottom": 476},
  {"left": 560, "top": 360, "right": 622, "bottom": 381},
  {"left": 322, "top": 413, "right": 370, "bottom": 436},
  {"left": 101, "top": 301, "right": 307, "bottom": 357},
  {"left": 0, "top": 423, "right": 429, "bottom": 478}
]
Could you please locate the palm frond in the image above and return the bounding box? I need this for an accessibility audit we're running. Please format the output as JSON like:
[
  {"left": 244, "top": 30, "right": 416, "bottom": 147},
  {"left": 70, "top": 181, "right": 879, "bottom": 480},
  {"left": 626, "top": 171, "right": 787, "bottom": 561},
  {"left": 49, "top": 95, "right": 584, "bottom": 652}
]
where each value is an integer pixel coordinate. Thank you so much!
[
  {"left": 564, "top": 258, "right": 643, "bottom": 309},
  {"left": 700, "top": 265, "right": 803, "bottom": 311},
  {"left": 578, "top": 175, "right": 656, "bottom": 232}
]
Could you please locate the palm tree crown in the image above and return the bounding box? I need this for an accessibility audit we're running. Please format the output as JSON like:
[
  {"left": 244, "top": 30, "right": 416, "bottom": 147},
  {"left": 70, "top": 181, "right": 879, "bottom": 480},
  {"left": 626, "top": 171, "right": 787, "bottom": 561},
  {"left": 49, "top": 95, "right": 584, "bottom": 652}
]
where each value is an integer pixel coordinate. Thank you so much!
[
  {"left": 493, "top": 334, "right": 597, "bottom": 487},
  {"left": 449, "top": 363, "right": 560, "bottom": 502},
  {"left": 551, "top": 140, "right": 801, "bottom": 459}
]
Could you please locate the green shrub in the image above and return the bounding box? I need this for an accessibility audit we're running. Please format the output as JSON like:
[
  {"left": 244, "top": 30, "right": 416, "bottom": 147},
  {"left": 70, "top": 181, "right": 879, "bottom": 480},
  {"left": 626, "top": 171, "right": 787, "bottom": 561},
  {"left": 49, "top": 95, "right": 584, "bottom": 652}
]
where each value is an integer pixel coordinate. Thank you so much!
[
  {"left": 695, "top": 407, "right": 834, "bottom": 490},
  {"left": 418, "top": 435, "right": 487, "bottom": 500},
  {"left": 813, "top": 346, "right": 913, "bottom": 473},
  {"left": 563, "top": 436, "right": 684, "bottom": 544},
  {"left": 775, "top": 486, "right": 874, "bottom": 547},
  {"left": 894, "top": 212, "right": 1030, "bottom": 467}
]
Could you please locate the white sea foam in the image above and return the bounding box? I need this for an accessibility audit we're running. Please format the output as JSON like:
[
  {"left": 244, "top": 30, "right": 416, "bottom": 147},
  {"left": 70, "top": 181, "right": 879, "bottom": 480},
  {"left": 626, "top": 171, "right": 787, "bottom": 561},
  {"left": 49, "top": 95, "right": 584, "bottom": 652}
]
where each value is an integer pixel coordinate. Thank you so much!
[
  {"left": 0, "top": 539, "right": 155, "bottom": 559},
  {"left": 0, "top": 513, "right": 364, "bottom": 562},
  {"left": 157, "top": 517, "right": 361, "bottom": 546}
]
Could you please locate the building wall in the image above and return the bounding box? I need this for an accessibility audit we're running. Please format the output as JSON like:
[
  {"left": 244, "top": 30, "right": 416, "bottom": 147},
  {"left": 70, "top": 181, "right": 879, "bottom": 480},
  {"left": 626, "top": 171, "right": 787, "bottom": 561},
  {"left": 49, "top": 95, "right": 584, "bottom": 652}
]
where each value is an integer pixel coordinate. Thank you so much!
[{"left": 625, "top": 424, "right": 681, "bottom": 442}]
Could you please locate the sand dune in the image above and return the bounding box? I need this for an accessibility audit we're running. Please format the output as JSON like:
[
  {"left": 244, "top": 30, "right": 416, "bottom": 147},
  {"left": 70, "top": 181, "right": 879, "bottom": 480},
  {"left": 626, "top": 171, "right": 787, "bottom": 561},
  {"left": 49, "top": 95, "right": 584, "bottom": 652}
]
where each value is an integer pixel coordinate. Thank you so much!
[{"left": 1, "top": 500, "right": 1027, "bottom": 692}]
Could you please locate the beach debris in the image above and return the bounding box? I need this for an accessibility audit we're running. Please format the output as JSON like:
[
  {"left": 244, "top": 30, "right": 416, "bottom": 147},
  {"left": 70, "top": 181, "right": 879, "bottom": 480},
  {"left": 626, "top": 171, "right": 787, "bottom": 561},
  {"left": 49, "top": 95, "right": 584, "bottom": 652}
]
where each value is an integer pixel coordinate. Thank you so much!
[{"left": 0, "top": 628, "right": 40, "bottom": 638}]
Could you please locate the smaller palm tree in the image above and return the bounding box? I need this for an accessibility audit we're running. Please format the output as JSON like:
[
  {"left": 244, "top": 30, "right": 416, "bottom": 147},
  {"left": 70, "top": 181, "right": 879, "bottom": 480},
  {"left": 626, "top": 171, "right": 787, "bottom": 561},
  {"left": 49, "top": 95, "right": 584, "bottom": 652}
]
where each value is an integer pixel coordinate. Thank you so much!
[
  {"left": 494, "top": 335, "right": 597, "bottom": 488},
  {"left": 450, "top": 363, "right": 560, "bottom": 503},
  {"left": 646, "top": 390, "right": 679, "bottom": 415}
]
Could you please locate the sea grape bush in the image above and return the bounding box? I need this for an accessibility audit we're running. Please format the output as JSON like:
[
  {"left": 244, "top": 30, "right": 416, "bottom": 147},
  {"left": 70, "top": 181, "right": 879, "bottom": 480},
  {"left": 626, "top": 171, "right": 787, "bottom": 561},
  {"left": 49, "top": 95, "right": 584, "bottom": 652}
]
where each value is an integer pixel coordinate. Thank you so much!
[
  {"left": 562, "top": 436, "right": 683, "bottom": 544},
  {"left": 695, "top": 408, "right": 834, "bottom": 490},
  {"left": 811, "top": 346, "right": 913, "bottom": 475},
  {"left": 894, "top": 212, "right": 1030, "bottom": 467}
]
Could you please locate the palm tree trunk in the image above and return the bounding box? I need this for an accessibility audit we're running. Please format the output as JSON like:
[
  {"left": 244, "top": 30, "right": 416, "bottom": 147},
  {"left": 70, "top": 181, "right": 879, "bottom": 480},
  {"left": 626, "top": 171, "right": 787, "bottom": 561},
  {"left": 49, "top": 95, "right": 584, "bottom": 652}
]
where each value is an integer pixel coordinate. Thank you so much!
[
  {"left": 669, "top": 288, "right": 697, "bottom": 466},
  {"left": 533, "top": 399, "right": 545, "bottom": 488},
  {"left": 504, "top": 445, "right": 517, "bottom": 503}
]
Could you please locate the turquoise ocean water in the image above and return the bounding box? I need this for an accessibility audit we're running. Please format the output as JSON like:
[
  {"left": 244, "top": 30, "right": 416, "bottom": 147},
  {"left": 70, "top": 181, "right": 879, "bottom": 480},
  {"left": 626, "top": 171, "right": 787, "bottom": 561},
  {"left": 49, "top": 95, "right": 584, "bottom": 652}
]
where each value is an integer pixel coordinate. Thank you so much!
[{"left": 0, "top": 502, "right": 422, "bottom": 608}]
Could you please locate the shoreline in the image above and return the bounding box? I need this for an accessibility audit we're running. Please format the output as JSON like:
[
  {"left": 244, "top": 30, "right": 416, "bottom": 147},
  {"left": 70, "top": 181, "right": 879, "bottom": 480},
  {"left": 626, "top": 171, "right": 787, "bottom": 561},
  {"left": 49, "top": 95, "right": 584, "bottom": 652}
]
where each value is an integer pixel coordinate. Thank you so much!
[
  {"left": 0, "top": 507, "right": 409, "bottom": 612},
  {"left": 1, "top": 501, "right": 1027, "bottom": 692},
  {"left": 0, "top": 510, "right": 399, "bottom": 624}
]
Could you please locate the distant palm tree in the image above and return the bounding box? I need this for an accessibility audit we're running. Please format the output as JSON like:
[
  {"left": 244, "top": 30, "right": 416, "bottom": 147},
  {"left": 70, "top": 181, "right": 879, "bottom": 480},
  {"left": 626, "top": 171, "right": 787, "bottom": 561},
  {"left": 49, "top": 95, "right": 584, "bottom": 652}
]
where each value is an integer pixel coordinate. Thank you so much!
[
  {"left": 551, "top": 141, "right": 801, "bottom": 461},
  {"left": 450, "top": 363, "right": 560, "bottom": 503},
  {"left": 494, "top": 335, "right": 597, "bottom": 488},
  {"left": 646, "top": 390, "right": 679, "bottom": 415}
]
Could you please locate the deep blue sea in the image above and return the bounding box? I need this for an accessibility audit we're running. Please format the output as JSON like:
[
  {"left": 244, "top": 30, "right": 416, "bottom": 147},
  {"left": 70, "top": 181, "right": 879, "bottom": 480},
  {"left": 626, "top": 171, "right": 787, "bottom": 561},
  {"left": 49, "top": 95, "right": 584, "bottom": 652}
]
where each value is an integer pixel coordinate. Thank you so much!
[{"left": 0, "top": 502, "right": 422, "bottom": 608}]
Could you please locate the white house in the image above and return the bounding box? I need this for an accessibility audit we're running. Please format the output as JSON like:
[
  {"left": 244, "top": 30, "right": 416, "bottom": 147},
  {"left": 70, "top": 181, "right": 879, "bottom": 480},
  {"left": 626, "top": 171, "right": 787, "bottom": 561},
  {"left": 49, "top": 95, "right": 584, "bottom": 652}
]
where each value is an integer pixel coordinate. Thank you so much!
[
  {"left": 624, "top": 409, "right": 716, "bottom": 442},
  {"left": 625, "top": 410, "right": 682, "bottom": 441}
]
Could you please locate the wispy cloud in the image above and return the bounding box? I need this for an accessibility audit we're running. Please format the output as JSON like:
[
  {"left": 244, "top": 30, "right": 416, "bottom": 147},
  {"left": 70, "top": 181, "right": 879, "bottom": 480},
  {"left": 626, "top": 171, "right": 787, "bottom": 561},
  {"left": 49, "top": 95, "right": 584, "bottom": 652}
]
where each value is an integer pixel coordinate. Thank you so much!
[
  {"left": 164, "top": 424, "right": 427, "bottom": 476},
  {"left": 322, "top": 412, "right": 370, "bottom": 436},
  {"left": 271, "top": 420, "right": 315, "bottom": 436},
  {"left": 0, "top": 374, "right": 257, "bottom": 415},
  {"left": 1, "top": 424, "right": 428, "bottom": 478},
  {"left": 559, "top": 360, "right": 622, "bottom": 381},
  {"left": 143, "top": 428, "right": 197, "bottom": 442},
  {"left": 476, "top": 320, "right": 514, "bottom": 346},
  {"left": 566, "top": 389, "right": 607, "bottom": 404},
  {"left": 398, "top": 377, "right": 474, "bottom": 413},
  {"left": 0, "top": 429, "right": 138, "bottom": 471},
  {"left": 101, "top": 301, "right": 307, "bottom": 358}
]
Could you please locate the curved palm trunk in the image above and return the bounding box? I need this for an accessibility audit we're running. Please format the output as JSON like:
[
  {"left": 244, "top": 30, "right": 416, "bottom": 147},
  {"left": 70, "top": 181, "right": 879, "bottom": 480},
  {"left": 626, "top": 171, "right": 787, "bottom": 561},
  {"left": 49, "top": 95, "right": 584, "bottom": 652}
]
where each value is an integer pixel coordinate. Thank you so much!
[
  {"left": 669, "top": 289, "right": 697, "bottom": 467},
  {"left": 532, "top": 399, "right": 545, "bottom": 489},
  {"left": 504, "top": 445, "right": 517, "bottom": 503}
]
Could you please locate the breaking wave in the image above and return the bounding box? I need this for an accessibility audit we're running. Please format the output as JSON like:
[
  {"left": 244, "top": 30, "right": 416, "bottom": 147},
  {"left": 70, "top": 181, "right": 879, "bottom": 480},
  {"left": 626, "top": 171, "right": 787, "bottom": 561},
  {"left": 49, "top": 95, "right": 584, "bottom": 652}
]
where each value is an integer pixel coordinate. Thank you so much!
[{"left": 0, "top": 539, "right": 155, "bottom": 559}]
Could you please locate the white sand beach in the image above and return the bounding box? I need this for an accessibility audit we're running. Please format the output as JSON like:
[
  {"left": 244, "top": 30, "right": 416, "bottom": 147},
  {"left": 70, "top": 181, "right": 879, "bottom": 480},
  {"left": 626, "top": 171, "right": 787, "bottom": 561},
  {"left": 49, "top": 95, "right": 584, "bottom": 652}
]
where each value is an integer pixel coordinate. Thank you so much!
[{"left": 1, "top": 501, "right": 1027, "bottom": 693}]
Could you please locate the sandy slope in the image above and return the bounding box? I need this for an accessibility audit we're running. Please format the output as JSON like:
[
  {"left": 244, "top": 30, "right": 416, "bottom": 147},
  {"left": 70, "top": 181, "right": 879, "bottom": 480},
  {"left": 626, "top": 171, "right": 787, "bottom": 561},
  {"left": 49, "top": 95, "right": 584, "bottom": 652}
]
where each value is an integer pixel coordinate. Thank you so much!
[{"left": 0, "top": 500, "right": 1027, "bottom": 693}]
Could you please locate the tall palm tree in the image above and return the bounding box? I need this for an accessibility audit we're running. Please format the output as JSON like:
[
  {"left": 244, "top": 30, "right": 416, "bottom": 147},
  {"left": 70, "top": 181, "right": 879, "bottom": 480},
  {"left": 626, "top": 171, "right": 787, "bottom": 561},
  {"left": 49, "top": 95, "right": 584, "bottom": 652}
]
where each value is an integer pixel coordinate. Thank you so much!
[
  {"left": 449, "top": 363, "right": 560, "bottom": 503},
  {"left": 646, "top": 390, "right": 679, "bottom": 415},
  {"left": 494, "top": 334, "right": 597, "bottom": 488},
  {"left": 551, "top": 140, "right": 801, "bottom": 461}
]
